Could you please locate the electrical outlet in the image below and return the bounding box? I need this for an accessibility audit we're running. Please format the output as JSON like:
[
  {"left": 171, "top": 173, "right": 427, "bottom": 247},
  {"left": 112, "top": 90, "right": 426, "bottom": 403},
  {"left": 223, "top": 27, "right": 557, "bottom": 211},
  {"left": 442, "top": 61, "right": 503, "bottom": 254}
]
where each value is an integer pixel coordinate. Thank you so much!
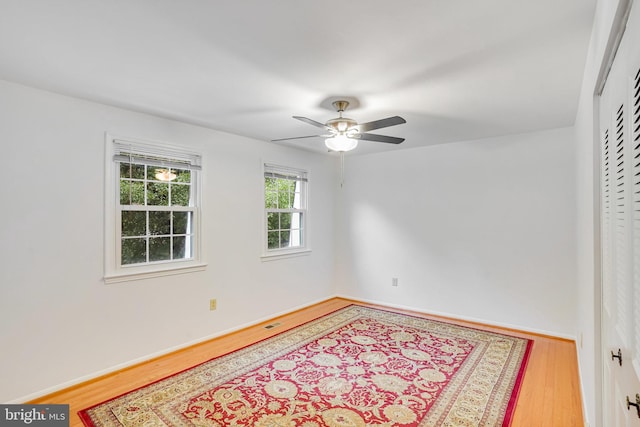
[
  {"left": 209, "top": 299, "right": 217, "bottom": 311},
  {"left": 392, "top": 277, "right": 398, "bottom": 287}
]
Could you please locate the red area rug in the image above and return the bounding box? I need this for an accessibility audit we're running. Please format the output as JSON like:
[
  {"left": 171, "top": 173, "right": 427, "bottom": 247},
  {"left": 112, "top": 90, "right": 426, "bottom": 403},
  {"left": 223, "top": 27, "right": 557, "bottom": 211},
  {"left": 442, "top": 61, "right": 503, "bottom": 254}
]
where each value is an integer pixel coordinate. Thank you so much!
[{"left": 79, "top": 305, "right": 531, "bottom": 426}]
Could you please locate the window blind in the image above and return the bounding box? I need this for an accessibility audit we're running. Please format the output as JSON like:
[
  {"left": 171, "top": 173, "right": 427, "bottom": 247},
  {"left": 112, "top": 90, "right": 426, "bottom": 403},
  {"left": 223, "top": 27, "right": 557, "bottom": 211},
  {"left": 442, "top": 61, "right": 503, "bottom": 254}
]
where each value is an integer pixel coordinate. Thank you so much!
[
  {"left": 113, "top": 139, "right": 202, "bottom": 171},
  {"left": 264, "top": 164, "right": 308, "bottom": 182}
]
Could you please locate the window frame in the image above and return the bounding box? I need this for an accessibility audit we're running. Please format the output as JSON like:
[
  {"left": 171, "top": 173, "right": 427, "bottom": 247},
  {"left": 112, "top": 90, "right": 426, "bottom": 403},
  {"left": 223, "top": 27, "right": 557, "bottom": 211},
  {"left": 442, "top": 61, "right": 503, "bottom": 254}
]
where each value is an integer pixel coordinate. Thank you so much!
[
  {"left": 104, "top": 133, "right": 206, "bottom": 283},
  {"left": 261, "top": 163, "right": 310, "bottom": 261}
]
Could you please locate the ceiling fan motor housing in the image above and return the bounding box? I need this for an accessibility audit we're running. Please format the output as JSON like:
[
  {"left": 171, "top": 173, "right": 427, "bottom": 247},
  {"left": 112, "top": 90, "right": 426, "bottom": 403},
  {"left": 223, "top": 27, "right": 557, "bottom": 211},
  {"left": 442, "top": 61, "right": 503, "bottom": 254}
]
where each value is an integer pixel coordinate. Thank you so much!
[
  {"left": 332, "top": 100, "right": 350, "bottom": 113},
  {"left": 327, "top": 100, "right": 358, "bottom": 133},
  {"left": 326, "top": 116, "right": 358, "bottom": 133}
]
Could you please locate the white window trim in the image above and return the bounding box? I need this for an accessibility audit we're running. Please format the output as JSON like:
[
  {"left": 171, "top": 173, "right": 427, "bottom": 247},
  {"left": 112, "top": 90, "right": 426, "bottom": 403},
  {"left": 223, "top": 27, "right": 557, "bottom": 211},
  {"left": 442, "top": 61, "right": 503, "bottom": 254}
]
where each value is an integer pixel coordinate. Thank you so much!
[
  {"left": 104, "top": 133, "right": 206, "bottom": 283},
  {"left": 261, "top": 162, "right": 311, "bottom": 261}
]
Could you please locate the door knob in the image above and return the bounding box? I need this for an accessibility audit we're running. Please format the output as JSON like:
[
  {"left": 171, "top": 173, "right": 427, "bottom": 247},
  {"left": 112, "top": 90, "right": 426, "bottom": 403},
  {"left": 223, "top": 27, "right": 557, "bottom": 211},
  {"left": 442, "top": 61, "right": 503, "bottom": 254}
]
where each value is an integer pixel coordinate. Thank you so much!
[{"left": 611, "top": 348, "right": 622, "bottom": 366}]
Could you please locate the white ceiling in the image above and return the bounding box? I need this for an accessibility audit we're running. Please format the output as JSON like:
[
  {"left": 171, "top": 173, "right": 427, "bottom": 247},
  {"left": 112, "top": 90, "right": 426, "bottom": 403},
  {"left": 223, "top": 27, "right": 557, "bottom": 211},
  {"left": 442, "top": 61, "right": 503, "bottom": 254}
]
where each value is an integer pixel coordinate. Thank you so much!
[{"left": 0, "top": 0, "right": 595, "bottom": 155}]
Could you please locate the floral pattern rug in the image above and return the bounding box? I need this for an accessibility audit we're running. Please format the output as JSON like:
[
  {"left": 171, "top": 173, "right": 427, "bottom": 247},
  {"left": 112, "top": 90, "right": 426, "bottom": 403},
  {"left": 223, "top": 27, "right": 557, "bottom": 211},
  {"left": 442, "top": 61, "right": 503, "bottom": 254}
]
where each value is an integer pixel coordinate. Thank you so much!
[{"left": 79, "top": 305, "right": 531, "bottom": 427}]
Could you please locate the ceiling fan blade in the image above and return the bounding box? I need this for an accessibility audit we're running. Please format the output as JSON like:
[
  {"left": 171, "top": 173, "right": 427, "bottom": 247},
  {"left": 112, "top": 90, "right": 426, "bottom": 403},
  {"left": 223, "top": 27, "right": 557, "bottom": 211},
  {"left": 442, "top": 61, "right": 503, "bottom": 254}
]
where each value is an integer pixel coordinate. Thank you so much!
[
  {"left": 271, "top": 134, "right": 327, "bottom": 142},
  {"left": 293, "top": 116, "right": 330, "bottom": 129},
  {"left": 358, "top": 133, "right": 405, "bottom": 144},
  {"left": 356, "top": 116, "right": 406, "bottom": 133}
]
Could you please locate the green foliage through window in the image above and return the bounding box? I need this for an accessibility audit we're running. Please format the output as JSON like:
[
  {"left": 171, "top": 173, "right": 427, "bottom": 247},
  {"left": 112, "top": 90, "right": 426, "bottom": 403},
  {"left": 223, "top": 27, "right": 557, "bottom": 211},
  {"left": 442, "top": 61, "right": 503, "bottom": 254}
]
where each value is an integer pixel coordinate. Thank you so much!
[{"left": 119, "top": 161, "right": 194, "bottom": 265}]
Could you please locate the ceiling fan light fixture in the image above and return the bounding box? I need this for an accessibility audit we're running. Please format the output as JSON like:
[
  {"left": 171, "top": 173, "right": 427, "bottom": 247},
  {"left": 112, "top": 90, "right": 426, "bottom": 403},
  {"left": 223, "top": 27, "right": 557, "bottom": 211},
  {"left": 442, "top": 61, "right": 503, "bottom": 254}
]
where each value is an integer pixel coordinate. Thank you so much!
[{"left": 325, "top": 134, "right": 358, "bottom": 152}]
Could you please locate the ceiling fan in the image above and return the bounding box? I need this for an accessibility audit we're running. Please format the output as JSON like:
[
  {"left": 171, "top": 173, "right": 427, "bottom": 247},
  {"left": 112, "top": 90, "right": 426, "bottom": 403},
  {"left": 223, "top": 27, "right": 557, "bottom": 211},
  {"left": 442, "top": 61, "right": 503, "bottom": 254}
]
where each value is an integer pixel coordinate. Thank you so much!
[{"left": 272, "top": 100, "right": 406, "bottom": 152}]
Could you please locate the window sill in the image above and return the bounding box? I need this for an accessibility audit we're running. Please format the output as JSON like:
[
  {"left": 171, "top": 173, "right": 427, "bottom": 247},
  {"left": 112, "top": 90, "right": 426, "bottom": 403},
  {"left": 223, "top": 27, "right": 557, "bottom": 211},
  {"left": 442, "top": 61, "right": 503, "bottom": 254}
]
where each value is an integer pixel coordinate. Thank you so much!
[
  {"left": 104, "top": 262, "right": 208, "bottom": 284},
  {"left": 260, "top": 249, "right": 311, "bottom": 262}
]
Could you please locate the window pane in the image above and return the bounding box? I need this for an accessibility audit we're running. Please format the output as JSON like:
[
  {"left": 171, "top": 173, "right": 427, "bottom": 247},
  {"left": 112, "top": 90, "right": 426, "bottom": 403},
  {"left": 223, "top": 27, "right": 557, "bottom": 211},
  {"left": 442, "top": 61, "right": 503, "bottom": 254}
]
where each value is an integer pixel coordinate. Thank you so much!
[
  {"left": 147, "top": 182, "right": 169, "bottom": 205},
  {"left": 265, "top": 197, "right": 276, "bottom": 209},
  {"left": 279, "top": 212, "right": 292, "bottom": 230},
  {"left": 278, "top": 180, "right": 293, "bottom": 208},
  {"left": 280, "top": 230, "right": 290, "bottom": 247},
  {"left": 265, "top": 178, "right": 277, "bottom": 208},
  {"left": 267, "top": 212, "right": 278, "bottom": 231},
  {"left": 292, "top": 182, "right": 301, "bottom": 209},
  {"left": 291, "top": 212, "right": 302, "bottom": 228},
  {"left": 174, "top": 169, "right": 191, "bottom": 183},
  {"left": 119, "top": 163, "right": 145, "bottom": 179},
  {"left": 268, "top": 231, "right": 279, "bottom": 249},
  {"left": 122, "top": 238, "right": 146, "bottom": 265},
  {"left": 121, "top": 211, "right": 146, "bottom": 236},
  {"left": 173, "top": 236, "right": 186, "bottom": 259},
  {"left": 289, "top": 229, "right": 302, "bottom": 247},
  {"left": 120, "top": 180, "right": 145, "bottom": 205},
  {"left": 171, "top": 184, "right": 190, "bottom": 206},
  {"left": 152, "top": 168, "right": 176, "bottom": 182},
  {"left": 149, "top": 211, "right": 171, "bottom": 235},
  {"left": 173, "top": 212, "right": 190, "bottom": 234},
  {"left": 149, "top": 237, "right": 171, "bottom": 262}
]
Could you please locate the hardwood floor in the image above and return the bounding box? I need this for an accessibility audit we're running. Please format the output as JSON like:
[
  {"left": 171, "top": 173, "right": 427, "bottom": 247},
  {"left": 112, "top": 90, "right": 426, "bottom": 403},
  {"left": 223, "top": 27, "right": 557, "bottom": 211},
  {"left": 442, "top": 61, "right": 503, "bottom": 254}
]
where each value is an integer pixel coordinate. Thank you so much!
[{"left": 29, "top": 297, "right": 584, "bottom": 426}]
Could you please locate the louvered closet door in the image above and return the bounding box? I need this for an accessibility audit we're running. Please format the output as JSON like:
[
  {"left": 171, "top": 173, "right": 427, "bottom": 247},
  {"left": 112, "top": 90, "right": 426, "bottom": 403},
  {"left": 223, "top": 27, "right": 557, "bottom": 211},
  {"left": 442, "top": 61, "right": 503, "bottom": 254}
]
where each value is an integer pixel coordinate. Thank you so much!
[{"left": 600, "top": 1, "right": 640, "bottom": 425}]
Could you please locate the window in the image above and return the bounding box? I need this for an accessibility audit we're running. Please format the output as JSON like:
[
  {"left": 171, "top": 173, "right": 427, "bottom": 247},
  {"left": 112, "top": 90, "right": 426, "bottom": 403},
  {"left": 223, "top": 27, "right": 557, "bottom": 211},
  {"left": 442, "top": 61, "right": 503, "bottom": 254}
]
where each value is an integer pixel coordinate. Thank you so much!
[
  {"left": 263, "top": 164, "right": 309, "bottom": 258},
  {"left": 104, "top": 134, "right": 205, "bottom": 283}
]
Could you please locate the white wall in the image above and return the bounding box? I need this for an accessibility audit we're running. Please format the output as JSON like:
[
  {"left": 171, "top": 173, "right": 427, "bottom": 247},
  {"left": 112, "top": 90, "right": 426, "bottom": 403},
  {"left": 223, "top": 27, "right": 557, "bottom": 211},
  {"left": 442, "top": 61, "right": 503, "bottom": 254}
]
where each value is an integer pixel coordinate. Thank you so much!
[
  {"left": 336, "top": 128, "right": 577, "bottom": 336},
  {"left": 574, "top": 0, "right": 624, "bottom": 424},
  {"left": 0, "top": 80, "right": 337, "bottom": 403}
]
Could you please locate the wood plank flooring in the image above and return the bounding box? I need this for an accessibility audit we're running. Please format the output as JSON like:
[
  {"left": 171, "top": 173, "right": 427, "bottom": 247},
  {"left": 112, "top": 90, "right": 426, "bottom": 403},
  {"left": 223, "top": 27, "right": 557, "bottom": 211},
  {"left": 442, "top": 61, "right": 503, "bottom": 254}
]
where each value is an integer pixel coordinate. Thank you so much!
[{"left": 29, "top": 297, "right": 584, "bottom": 426}]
